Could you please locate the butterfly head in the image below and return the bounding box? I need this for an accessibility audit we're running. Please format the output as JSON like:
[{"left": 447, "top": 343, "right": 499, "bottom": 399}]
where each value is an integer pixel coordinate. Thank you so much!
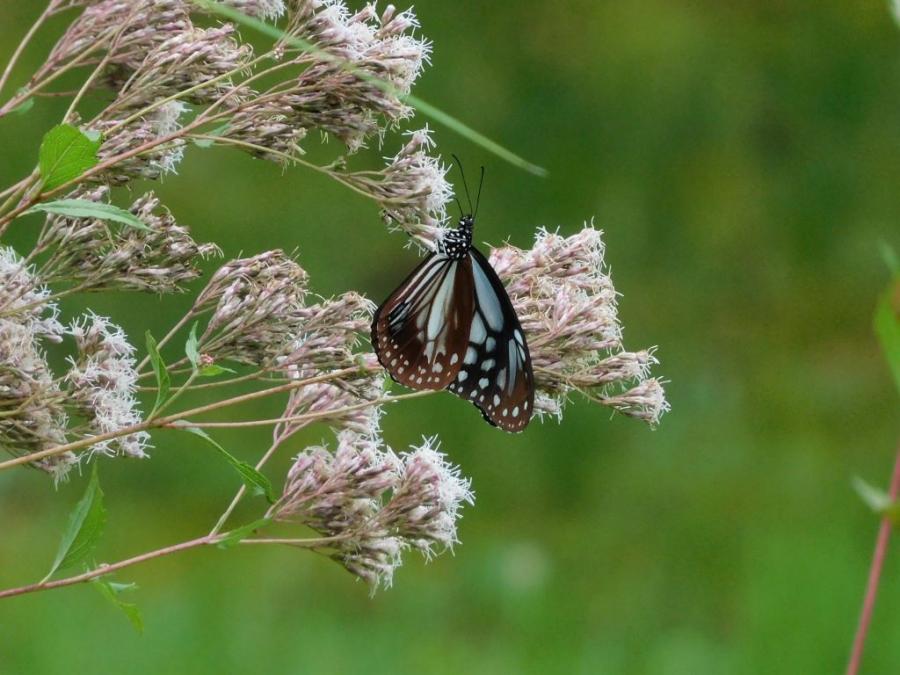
[{"left": 439, "top": 216, "right": 474, "bottom": 259}]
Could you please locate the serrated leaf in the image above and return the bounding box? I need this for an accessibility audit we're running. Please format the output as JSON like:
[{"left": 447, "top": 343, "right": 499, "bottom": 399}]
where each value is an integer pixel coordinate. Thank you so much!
[
  {"left": 25, "top": 199, "right": 151, "bottom": 232},
  {"left": 93, "top": 577, "right": 144, "bottom": 634},
  {"left": 199, "top": 364, "right": 236, "bottom": 377},
  {"left": 176, "top": 425, "right": 274, "bottom": 502},
  {"left": 216, "top": 517, "right": 272, "bottom": 550},
  {"left": 44, "top": 464, "right": 106, "bottom": 581},
  {"left": 874, "top": 278, "right": 900, "bottom": 396},
  {"left": 185, "top": 322, "right": 201, "bottom": 370},
  {"left": 38, "top": 124, "right": 101, "bottom": 190},
  {"left": 145, "top": 331, "right": 170, "bottom": 417}
]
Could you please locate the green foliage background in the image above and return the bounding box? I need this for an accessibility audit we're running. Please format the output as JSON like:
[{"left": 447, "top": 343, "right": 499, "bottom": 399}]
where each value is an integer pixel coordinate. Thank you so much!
[{"left": 1, "top": 1, "right": 899, "bottom": 672}]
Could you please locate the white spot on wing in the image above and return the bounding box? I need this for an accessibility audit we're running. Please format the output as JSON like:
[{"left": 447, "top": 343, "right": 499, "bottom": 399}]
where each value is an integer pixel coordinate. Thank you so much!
[
  {"left": 470, "top": 312, "right": 487, "bottom": 344},
  {"left": 464, "top": 346, "right": 477, "bottom": 365}
]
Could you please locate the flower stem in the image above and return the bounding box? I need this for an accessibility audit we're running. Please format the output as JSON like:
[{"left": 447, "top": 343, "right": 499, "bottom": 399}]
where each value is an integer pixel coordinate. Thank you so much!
[
  {"left": 0, "top": 532, "right": 338, "bottom": 600},
  {"left": 208, "top": 437, "right": 285, "bottom": 537},
  {"left": 846, "top": 440, "right": 900, "bottom": 675},
  {"left": 0, "top": 535, "right": 214, "bottom": 600},
  {"left": 184, "top": 390, "right": 431, "bottom": 429},
  {"left": 0, "top": 365, "right": 376, "bottom": 472}
]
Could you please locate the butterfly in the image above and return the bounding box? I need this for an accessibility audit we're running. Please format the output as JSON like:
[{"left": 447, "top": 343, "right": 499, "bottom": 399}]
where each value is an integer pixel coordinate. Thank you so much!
[{"left": 371, "top": 160, "right": 534, "bottom": 432}]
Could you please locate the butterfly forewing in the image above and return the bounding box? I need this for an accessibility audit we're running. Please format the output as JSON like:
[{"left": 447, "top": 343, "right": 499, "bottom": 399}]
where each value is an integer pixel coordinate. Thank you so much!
[
  {"left": 372, "top": 253, "right": 474, "bottom": 390},
  {"left": 445, "top": 247, "right": 534, "bottom": 432}
]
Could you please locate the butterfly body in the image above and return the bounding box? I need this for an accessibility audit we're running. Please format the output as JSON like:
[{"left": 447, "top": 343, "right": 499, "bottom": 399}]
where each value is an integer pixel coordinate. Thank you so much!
[{"left": 372, "top": 216, "right": 535, "bottom": 432}]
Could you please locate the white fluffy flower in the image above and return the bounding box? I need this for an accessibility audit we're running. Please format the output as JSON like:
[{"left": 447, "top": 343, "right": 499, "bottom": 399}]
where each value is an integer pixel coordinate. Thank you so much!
[{"left": 66, "top": 313, "right": 150, "bottom": 458}]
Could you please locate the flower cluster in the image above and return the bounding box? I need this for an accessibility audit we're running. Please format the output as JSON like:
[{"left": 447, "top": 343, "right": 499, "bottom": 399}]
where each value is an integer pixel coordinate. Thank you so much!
[
  {"left": 112, "top": 25, "right": 253, "bottom": 110},
  {"left": 38, "top": 186, "right": 220, "bottom": 292},
  {"left": 191, "top": 251, "right": 311, "bottom": 366},
  {"left": 491, "top": 225, "right": 669, "bottom": 425},
  {"left": 227, "top": 2, "right": 431, "bottom": 161},
  {"left": 342, "top": 127, "right": 452, "bottom": 246},
  {"left": 92, "top": 102, "right": 189, "bottom": 183},
  {"left": 273, "top": 431, "right": 473, "bottom": 590},
  {"left": 45, "top": 0, "right": 192, "bottom": 78},
  {"left": 66, "top": 313, "right": 149, "bottom": 459},
  {"left": 275, "top": 293, "right": 386, "bottom": 441},
  {"left": 0, "top": 248, "right": 73, "bottom": 479}
]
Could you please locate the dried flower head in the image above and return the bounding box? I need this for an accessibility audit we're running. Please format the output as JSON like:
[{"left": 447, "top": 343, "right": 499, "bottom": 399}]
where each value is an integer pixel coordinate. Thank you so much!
[
  {"left": 215, "top": 0, "right": 287, "bottom": 20},
  {"left": 114, "top": 25, "right": 253, "bottom": 110},
  {"left": 38, "top": 187, "right": 220, "bottom": 293},
  {"left": 491, "top": 225, "right": 669, "bottom": 425},
  {"left": 46, "top": 0, "right": 192, "bottom": 79},
  {"left": 92, "top": 102, "right": 189, "bottom": 183},
  {"left": 193, "top": 251, "right": 311, "bottom": 365},
  {"left": 65, "top": 313, "right": 150, "bottom": 459}
]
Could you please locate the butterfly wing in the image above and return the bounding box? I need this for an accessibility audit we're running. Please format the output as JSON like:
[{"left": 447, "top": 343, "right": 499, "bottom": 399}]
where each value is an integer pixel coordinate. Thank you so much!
[
  {"left": 372, "top": 252, "right": 474, "bottom": 390},
  {"left": 445, "top": 246, "right": 535, "bottom": 432}
]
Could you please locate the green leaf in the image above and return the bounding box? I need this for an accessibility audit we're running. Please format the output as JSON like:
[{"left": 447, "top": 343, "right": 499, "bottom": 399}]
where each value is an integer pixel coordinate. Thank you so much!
[
  {"left": 185, "top": 322, "right": 201, "bottom": 370},
  {"left": 216, "top": 517, "right": 272, "bottom": 549},
  {"left": 196, "top": 1, "right": 547, "bottom": 177},
  {"left": 12, "top": 90, "right": 34, "bottom": 116},
  {"left": 198, "top": 363, "right": 236, "bottom": 377},
  {"left": 38, "top": 124, "right": 101, "bottom": 190},
  {"left": 145, "top": 331, "right": 170, "bottom": 417},
  {"left": 93, "top": 578, "right": 144, "bottom": 634},
  {"left": 854, "top": 476, "right": 892, "bottom": 513},
  {"left": 176, "top": 425, "right": 275, "bottom": 502},
  {"left": 874, "top": 278, "right": 900, "bottom": 396},
  {"left": 879, "top": 241, "right": 899, "bottom": 276},
  {"left": 25, "top": 199, "right": 152, "bottom": 232},
  {"left": 853, "top": 476, "right": 900, "bottom": 524},
  {"left": 44, "top": 464, "right": 106, "bottom": 581},
  {"left": 192, "top": 123, "right": 231, "bottom": 148}
]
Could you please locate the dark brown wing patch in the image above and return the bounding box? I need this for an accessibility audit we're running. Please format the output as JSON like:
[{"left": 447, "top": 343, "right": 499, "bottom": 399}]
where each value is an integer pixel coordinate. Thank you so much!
[{"left": 372, "top": 253, "right": 474, "bottom": 390}]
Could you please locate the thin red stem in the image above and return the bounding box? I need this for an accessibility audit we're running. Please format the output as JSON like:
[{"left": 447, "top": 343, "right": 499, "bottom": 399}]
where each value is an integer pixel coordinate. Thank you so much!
[
  {"left": 0, "top": 536, "right": 213, "bottom": 600},
  {"left": 847, "top": 440, "right": 900, "bottom": 675}
]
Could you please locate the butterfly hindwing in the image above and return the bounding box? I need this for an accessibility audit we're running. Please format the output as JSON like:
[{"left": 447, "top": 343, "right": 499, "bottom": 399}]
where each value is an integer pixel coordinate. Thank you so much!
[
  {"left": 372, "top": 252, "right": 474, "bottom": 390},
  {"left": 445, "top": 246, "right": 534, "bottom": 432}
]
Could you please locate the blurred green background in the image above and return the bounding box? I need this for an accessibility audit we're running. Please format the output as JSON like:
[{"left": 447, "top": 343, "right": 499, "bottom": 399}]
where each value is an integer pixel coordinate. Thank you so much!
[{"left": 1, "top": 0, "right": 899, "bottom": 673}]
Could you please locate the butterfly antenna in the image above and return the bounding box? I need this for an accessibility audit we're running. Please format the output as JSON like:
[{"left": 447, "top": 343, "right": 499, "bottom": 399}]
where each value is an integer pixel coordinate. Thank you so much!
[
  {"left": 453, "top": 196, "right": 464, "bottom": 218},
  {"left": 452, "top": 153, "right": 474, "bottom": 214},
  {"left": 474, "top": 166, "right": 485, "bottom": 218}
]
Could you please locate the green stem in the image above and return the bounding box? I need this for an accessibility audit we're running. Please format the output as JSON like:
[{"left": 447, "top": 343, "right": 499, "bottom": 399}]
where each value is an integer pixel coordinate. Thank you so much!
[{"left": 0, "top": 2, "right": 53, "bottom": 99}]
